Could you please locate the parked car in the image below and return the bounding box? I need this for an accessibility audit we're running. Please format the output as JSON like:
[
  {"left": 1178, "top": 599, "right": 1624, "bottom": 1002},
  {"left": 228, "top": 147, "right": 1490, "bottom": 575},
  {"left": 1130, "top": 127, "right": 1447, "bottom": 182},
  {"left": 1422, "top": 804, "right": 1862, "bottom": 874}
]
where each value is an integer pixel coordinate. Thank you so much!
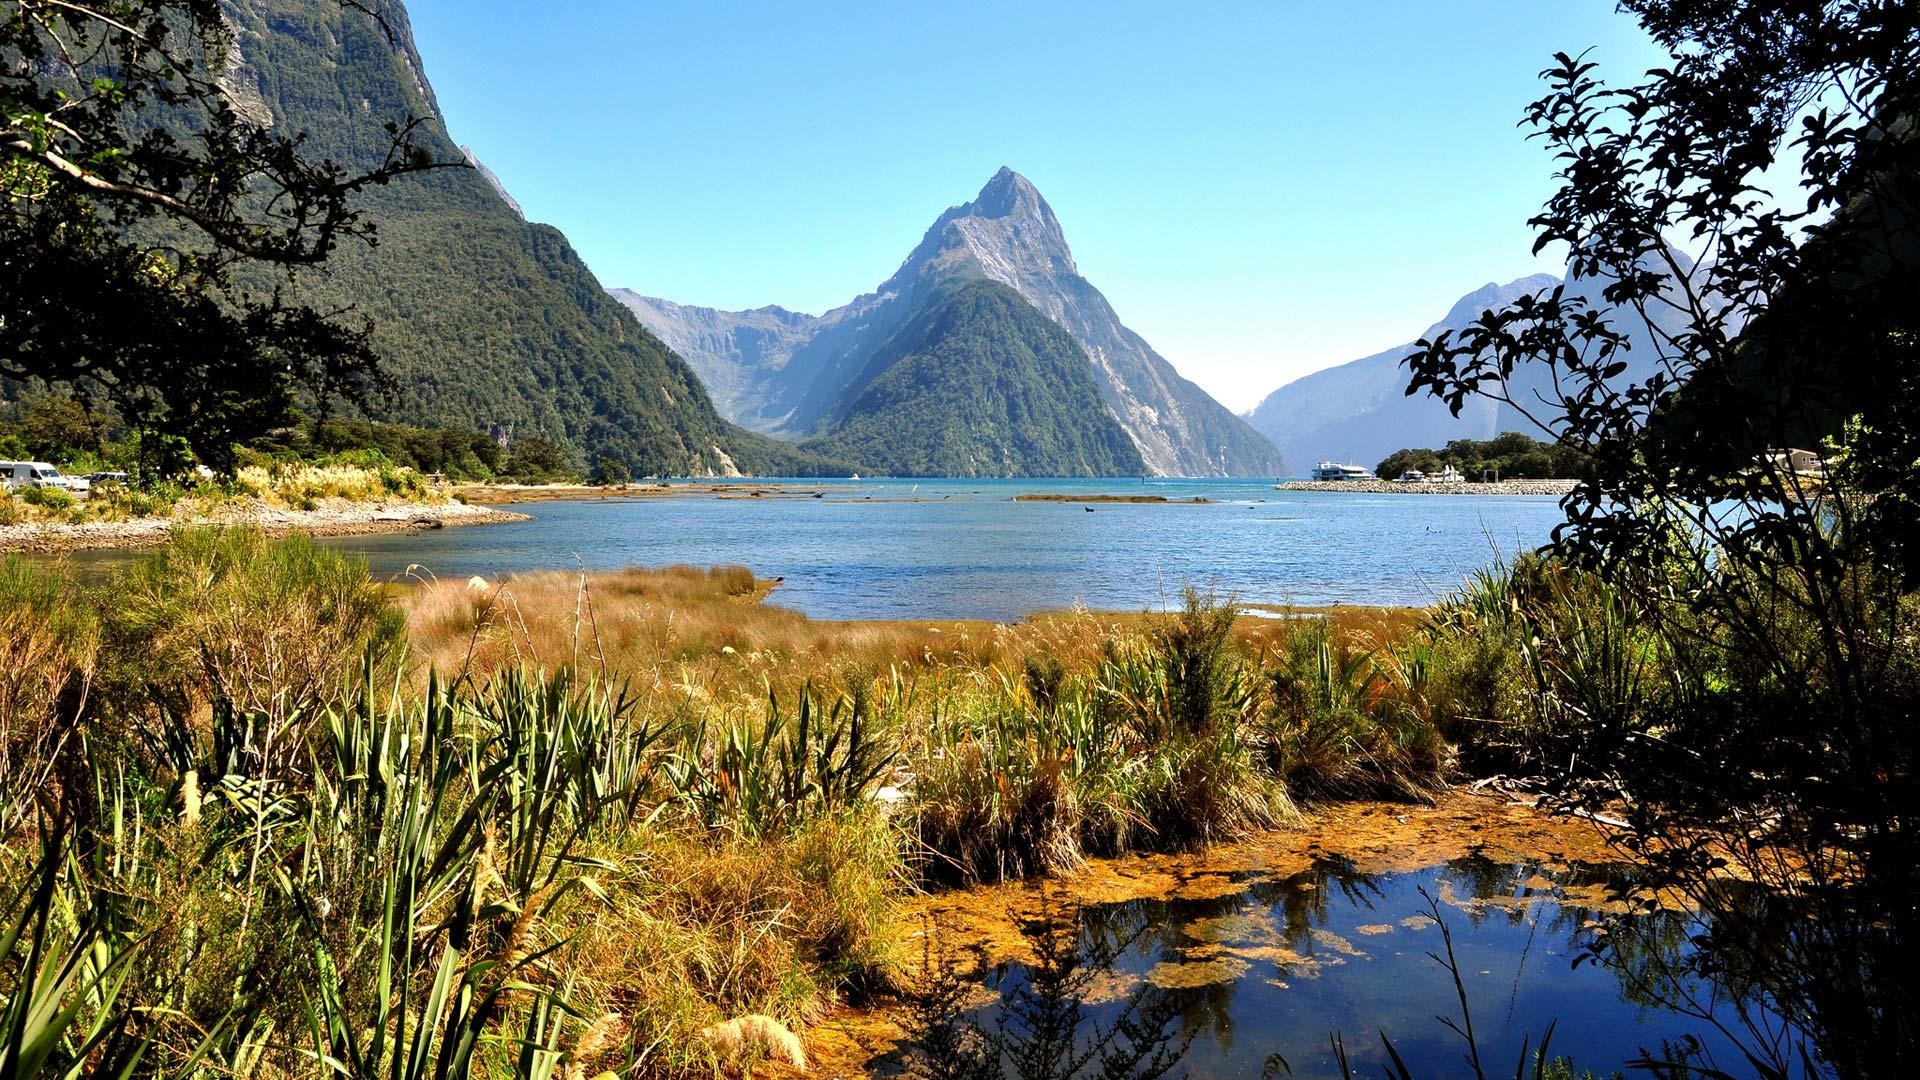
[
  {"left": 87, "top": 470, "right": 131, "bottom": 487},
  {"left": 0, "top": 461, "right": 90, "bottom": 495}
]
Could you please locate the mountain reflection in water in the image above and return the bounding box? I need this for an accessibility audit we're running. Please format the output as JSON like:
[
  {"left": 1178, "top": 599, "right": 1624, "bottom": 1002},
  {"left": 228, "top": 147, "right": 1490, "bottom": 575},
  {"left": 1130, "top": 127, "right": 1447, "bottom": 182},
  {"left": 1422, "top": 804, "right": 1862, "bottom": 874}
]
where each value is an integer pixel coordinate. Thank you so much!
[{"left": 930, "top": 854, "right": 1799, "bottom": 1080}]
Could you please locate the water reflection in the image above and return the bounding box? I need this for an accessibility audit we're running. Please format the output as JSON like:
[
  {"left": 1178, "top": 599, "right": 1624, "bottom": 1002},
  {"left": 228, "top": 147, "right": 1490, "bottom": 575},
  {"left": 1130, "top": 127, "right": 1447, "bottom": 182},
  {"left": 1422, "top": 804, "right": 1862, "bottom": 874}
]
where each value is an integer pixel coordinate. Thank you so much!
[{"left": 910, "top": 854, "right": 1805, "bottom": 1080}]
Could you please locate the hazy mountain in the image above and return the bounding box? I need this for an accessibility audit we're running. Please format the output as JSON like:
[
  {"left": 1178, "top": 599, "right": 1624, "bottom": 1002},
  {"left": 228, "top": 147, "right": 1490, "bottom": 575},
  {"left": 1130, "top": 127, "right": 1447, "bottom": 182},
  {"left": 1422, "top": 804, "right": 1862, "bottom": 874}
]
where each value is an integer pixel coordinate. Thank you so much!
[
  {"left": 1244, "top": 275, "right": 1558, "bottom": 471},
  {"left": 221, "top": 0, "right": 839, "bottom": 476},
  {"left": 798, "top": 280, "right": 1144, "bottom": 477},
  {"left": 1246, "top": 254, "right": 1711, "bottom": 472},
  {"left": 615, "top": 169, "right": 1286, "bottom": 477},
  {"left": 604, "top": 293, "right": 817, "bottom": 427}
]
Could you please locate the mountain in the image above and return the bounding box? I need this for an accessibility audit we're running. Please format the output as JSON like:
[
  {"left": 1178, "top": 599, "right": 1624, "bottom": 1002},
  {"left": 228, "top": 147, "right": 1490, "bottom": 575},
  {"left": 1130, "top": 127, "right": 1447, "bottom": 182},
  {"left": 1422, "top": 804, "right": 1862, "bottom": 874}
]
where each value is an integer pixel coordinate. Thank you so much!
[
  {"left": 219, "top": 0, "right": 838, "bottom": 476},
  {"left": 797, "top": 280, "right": 1144, "bottom": 477},
  {"left": 605, "top": 293, "right": 818, "bottom": 426},
  {"left": 615, "top": 169, "right": 1286, "bottom": 477},
  {"left": 1246, "top": 255, "right": 1713, "bottom": 472},
  {"left": 1243, "top": 275, "right": 1558, "bottom": 470}
]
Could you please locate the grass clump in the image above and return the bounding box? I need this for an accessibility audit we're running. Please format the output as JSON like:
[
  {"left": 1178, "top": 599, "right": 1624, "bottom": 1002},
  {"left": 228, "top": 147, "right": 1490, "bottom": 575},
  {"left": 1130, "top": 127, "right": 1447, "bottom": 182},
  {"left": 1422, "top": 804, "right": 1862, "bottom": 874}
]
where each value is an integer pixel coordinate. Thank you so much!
[
  {"left": 1264, "top": 616, "right": 1451, "bottom": 801},
  {"left": 912, "top": 592, "right": 1297, "bottom": 885},
  {"left": 232, "top": 459, "right": 435, "bottom": 507},
  {"left": 0, "top": 556, "right": 97, "bottom": 838},
  {"left": 0, "top": 533, "right": 1497, "bottom": 1077}
]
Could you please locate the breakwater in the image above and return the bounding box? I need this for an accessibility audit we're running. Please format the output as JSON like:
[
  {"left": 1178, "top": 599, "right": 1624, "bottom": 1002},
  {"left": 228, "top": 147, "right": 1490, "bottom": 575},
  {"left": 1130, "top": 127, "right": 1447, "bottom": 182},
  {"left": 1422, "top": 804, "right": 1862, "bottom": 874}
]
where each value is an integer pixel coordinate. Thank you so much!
[{"left": 1276, "top": 479, "right": 1578, "bottom": 496}]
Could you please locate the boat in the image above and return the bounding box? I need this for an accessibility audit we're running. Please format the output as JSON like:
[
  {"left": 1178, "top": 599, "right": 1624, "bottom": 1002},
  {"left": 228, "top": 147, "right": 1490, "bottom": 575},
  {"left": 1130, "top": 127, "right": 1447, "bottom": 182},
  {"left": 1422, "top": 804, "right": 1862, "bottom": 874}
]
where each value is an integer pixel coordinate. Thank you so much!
[{"left": 1310, "top": 461, "right": 1375, "bottom": 481}]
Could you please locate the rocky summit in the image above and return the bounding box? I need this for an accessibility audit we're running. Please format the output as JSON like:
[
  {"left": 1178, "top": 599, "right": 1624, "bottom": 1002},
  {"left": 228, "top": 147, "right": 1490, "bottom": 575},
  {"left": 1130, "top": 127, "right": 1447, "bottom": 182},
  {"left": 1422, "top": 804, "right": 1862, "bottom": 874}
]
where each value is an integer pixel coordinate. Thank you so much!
[{"left": 614, "top": 169, "right": 1287, "bottom": 477}]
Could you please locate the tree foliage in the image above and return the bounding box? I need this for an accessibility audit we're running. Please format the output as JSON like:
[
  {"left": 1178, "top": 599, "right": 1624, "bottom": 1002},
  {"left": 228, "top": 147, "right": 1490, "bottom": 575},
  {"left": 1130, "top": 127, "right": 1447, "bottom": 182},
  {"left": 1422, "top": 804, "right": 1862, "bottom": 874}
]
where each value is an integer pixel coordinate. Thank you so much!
[
  {"left": 1, "top": 0, "right": 451, "bottom": 470},
  {"left": 1374, "top": 432, "right": 1587, "bottom": 482},
  {"left": 1402, "top": 2, "right": 1918, "bottom": 1074}
]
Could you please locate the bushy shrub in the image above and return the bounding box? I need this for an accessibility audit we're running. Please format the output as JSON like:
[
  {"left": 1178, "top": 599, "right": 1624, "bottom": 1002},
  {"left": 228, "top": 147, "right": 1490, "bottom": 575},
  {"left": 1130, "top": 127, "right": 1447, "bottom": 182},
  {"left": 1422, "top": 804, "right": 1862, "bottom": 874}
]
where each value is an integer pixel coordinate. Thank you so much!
[{"left": 18, "top": 483, "right": 74, "bottom": 511}]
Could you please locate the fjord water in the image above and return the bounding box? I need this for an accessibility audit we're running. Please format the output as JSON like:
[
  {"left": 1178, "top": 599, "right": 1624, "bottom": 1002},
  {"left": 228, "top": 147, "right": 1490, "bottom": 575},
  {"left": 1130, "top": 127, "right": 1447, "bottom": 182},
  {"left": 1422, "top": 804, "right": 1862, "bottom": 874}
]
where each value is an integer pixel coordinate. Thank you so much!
[
  {"left": 989, "top": 856, "right": 1776, "bottom": 1080},
  {"left": 323, "top": 478, "right": 1568, "bottom": 620}
]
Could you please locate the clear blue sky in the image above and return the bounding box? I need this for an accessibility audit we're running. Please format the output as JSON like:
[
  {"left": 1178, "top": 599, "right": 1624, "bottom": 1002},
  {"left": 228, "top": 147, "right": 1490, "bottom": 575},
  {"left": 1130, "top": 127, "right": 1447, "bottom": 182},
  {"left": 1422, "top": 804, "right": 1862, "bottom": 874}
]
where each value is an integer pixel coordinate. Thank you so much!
[{"left": 405, "top": 1, "right": 1669, "bottom": 411}]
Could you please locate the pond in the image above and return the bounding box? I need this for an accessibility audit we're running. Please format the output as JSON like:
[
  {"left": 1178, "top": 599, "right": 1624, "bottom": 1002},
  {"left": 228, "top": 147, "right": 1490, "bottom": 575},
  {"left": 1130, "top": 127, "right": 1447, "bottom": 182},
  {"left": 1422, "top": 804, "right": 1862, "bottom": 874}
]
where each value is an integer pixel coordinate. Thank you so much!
[{"left": 938, "top": 854, "right": 1792, "bottom": 1079}]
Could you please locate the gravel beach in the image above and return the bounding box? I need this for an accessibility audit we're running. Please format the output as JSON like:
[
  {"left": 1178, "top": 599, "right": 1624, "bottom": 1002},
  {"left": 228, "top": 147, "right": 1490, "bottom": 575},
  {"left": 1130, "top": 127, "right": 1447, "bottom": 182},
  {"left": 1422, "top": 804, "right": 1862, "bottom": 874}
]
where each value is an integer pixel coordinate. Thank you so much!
[{"left": 0, "top": 498, "right": 528, "bottom": 554}]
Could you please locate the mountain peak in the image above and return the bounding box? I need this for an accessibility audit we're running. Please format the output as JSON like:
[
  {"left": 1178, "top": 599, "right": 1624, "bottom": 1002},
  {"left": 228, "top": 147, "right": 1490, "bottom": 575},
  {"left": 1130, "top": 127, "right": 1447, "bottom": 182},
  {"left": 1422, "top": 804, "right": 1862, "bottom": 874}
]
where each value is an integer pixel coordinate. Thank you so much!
[{"left": 970, "top": 166, "right": 1045, "bottom": 219}]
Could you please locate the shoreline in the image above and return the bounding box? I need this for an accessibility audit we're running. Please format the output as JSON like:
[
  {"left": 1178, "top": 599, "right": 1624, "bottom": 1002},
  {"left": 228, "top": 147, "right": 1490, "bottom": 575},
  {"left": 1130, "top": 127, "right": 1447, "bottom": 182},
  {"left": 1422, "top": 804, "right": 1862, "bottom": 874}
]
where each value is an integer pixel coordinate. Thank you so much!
[
  {"left": 451, "top": 480, "right": 845, "bottom": 504},
  {"left": 1277, "top": 478, "right": 1578, "bottom": 496},
  {"left": 0, "top": 498, "right": 529, "bottom": 554}
]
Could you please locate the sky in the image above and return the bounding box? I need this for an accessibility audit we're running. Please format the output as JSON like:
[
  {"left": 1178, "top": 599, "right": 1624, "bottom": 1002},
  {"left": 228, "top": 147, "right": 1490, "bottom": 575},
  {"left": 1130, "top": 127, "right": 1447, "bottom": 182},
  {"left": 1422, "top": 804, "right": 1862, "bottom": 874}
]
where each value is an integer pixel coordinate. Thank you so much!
[{"left": 404, "top": 1, "right": 1672, "bottom": 413}]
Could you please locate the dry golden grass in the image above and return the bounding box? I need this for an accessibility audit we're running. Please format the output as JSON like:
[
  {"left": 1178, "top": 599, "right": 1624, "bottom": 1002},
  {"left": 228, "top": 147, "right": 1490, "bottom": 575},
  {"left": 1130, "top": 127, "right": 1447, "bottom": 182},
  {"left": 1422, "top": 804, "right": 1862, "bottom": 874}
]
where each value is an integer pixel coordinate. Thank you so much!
[
  {"left": 401, "top": 565, "right": 1417, "bottom": 715},
  {"left": 548, "top": 812, "right": 905, "bottom": 1077},
  {"left": 409, "top": 565, "right": 1101, "bottom": 706},
  {"left": 227, "top": 461, "right": 438, "bottom": 508}
]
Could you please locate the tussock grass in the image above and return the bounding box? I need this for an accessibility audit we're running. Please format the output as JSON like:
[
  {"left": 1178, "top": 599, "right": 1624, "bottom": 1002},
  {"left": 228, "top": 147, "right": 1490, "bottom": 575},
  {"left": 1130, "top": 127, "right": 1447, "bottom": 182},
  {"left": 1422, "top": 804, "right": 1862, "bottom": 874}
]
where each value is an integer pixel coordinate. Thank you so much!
[
  {"left": 1, "top": 534, "right": 1482, "bottom": 1079},
  {"left": 0, "top": 556, "right": 97, "bottom": 837},
  {"left": 0, "top": 462, "right": 440, "bottom": 527}
]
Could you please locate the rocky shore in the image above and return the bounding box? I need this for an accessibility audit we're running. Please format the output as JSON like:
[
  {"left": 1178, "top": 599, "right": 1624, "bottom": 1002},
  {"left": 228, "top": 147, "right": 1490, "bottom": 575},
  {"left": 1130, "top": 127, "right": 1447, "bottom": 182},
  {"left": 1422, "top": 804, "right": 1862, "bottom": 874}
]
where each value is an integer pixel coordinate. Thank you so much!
[
  {"left": 1276, "top": 479, "right": 1578, "bottom": 496},
  {"left": 0, "top": 498, "right": 528, "bottom": 554}
]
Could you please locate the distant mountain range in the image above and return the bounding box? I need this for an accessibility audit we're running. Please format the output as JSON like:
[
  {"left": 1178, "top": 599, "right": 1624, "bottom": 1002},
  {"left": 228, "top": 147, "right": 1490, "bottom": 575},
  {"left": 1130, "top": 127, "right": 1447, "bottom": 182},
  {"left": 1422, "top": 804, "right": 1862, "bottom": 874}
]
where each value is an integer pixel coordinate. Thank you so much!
[
  {"left": 1245, "top": 259, "right": 1700, "bottom": 471},
  {"left": 207, "top": 0, "right": 1698, "bottom": 483},
  {"left": 1243, "top": 275, "right": 1560, "bottom": 470},
  {"left": 615, "top": 169, "right": 1286, "bottom": 477}
]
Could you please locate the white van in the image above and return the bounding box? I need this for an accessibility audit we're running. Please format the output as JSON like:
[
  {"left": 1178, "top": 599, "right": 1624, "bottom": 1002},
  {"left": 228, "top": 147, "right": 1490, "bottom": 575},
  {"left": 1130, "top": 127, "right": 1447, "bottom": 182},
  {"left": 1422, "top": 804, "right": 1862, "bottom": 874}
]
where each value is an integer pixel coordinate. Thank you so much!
[{"left": 0, "top": 461, "right": 90, "bottom": 496}]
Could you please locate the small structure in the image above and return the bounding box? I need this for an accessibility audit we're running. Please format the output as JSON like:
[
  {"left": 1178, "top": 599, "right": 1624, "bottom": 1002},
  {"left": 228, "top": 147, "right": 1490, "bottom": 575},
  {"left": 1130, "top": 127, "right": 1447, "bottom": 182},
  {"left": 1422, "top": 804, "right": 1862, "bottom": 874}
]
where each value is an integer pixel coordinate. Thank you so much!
[
  {"left": 1434, "top": 464, "right": 1464, "bottom": 483},
  {"left": 1312, "top": 461, "right": 1374, "bottom": 481},
  {"left": 1762, "top": 448, "right": 1827, "bottom": 479}
]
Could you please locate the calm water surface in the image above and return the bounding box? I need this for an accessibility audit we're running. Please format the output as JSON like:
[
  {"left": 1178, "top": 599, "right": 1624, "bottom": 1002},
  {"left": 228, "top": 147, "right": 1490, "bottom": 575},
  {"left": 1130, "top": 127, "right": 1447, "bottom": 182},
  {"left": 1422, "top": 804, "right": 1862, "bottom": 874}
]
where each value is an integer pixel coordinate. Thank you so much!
[
  {"left": 316, "top": 478, "right": 1566, "bottom": 620},
  {"left": 981, "top": 855, "right": 1778, "bottom": 1080}
]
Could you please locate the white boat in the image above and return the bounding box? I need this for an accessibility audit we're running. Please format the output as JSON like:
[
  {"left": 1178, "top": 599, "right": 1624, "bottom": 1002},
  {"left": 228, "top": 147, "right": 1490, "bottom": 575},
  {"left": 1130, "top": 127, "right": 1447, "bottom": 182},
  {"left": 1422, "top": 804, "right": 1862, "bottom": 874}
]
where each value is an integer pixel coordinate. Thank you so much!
[{"left": 1310, "top": 461, "right": 1374, "bottom": 481}]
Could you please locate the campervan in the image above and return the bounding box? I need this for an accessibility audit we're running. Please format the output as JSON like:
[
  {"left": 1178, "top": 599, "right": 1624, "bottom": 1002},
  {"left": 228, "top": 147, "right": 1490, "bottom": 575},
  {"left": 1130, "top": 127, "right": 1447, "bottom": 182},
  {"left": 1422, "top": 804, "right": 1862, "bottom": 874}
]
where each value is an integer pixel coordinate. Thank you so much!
[{"left": 0, "top": 461, "right": 90, "bottom": 495}]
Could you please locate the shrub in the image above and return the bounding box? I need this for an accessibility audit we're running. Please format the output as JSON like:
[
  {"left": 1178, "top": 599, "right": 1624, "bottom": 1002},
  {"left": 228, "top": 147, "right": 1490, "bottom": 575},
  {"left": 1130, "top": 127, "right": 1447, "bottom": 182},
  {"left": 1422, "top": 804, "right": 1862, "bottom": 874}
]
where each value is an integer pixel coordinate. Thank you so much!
[
  {"left": 18, "top": 483, "right": 74, "bottom": 511},
  {"left": 95, "top": 529, "right": 404, "bottom": 768}
]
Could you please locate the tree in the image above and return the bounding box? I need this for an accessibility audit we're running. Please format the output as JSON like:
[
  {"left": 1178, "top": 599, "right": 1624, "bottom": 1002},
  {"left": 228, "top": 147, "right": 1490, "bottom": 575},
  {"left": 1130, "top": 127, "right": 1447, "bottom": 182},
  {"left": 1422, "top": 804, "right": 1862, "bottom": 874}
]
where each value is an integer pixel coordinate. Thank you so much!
[
  {"left": 1, "top": 0, "right": 452, "bottom": 470},
  {"left": 1403, "top": 2, "right": 1918, "bottom": 1075}
]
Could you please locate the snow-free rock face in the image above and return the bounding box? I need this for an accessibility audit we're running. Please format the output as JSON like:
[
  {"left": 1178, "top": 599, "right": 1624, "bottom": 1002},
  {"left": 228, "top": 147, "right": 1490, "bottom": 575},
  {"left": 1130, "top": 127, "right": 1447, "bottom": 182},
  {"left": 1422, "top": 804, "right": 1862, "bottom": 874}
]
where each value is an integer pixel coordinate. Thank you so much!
[
  {"left": 210, "top": 0, "right": 836, "bottom": 477},
  {"left": 606, "top": 292, "right": 816, "bottom": 426},
  {"left": 612, "top": 168, "right": 1287, "bottom": 477}
]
